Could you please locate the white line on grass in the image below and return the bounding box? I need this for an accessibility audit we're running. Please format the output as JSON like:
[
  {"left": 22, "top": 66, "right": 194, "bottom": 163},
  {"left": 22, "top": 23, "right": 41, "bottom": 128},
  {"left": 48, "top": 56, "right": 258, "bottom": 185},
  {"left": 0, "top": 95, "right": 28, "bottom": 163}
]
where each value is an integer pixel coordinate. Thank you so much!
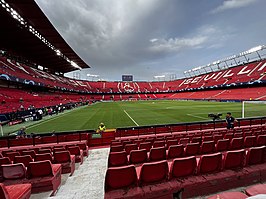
[
  {"left": 123, "top": 110, "right": 139, "bottom": 126},
  {"left": 186, "top": 114, "right": 207, "bottom": 120}
]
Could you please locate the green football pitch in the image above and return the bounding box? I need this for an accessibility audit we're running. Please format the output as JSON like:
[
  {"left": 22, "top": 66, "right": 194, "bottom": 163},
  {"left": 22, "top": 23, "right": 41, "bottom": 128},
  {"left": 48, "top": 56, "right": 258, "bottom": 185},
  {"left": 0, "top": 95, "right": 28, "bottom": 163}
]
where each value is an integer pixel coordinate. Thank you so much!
[{"left": 2, "top": 100, "right": 266, "bottom": 135}]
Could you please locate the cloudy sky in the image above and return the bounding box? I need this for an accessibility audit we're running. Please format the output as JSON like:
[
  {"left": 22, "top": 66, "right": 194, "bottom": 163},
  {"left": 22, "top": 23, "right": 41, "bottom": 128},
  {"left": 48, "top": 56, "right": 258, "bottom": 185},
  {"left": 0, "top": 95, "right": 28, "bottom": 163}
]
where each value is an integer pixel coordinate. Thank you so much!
[{"left": 35, "top": 0, "right": 266, "bottom": 81}]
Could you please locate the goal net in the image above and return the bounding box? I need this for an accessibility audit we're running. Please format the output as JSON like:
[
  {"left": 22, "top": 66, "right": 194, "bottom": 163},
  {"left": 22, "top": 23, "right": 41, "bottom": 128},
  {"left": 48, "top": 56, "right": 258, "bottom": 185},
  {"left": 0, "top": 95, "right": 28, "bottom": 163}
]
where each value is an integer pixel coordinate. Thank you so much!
[{"left": 242, "top": 101, "right": 266, "bottom": 118}]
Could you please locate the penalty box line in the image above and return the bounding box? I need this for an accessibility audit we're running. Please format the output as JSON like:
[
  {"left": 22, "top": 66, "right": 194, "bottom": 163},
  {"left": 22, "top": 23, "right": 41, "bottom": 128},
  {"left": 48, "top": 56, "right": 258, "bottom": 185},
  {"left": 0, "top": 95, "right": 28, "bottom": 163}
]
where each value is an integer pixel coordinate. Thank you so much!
[{"left": 123, "top": 110, "right": 139, "bottom": 126}]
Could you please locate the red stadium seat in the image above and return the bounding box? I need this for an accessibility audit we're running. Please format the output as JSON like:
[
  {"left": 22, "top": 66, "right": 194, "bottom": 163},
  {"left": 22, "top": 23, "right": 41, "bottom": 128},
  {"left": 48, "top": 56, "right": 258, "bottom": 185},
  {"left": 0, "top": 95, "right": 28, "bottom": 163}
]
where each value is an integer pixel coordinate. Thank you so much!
[
  {"left": 26, "top": 160, "right": 62, "bottom": 195},
  {"left": 0, "top": 183, "right": 31, "bottom": 199},
  {"left": 166, "top": 140, "right": 178, "bottom": 149},
  {"left": 203, "top": 136, "right": 213, "bottom": 142},
  {"left": 191, "top": 136, "right": 201, "bottom": 144},
  {"left": 245, "top": 183, "right": 266, "bottom": 196},
  {"left": 246, "top": 146, "right": 266, "bottom": 165},
  {"left": 124, "top": 144, "right": 138, "bottom": 155},
  {"left": 122, "top": 140, "right": 133, "bottom": 147},
  {"left": 200, "top": 141, "right": 215, "bottom": 154},
  {"left": 153, "top": 140, "right": 165, "bottom": 148},
  {"left": 223, "top": 149, "right": 245, "bottom": 169},
  {"left": 139, "top": 142, "right": 152, "bottom": 151},
  {"left": 129, "top": 149, "right": 147, "bottom": 164},
  {"left": 213, "top": 135, "right": 223, "bottom": 143},
  {"left": 197, "top": 153, "right": 222, "bottom": 174},
  {"left": 139, "top": 160, "right": 169, "bottom": 185},
  {"left": 167, "top": 144, "right": 184, "bottom": 159},
  {"left": 234, "top": 132, "right": 243, "bottom": 138},
  {"left": 4, "top": 152, "right": 20, "bottom": 162},
  {"left": 169, "top": 156, "right": 197, "bottom": 178},
  {"left": 0, "top": 157, "right": 11, "bottom": 166},
  {"left": 68, "top": 146, "right": 84, "bottom": 164},
  {"left": 230, "top": 137, "right": 244, "bottom": 150},
  {"left": 110, "top": 145, "right": 124, "bottom": 152},
  {"left": 185, "top": 142, "right": 200, "bottom": 156},
  {"left": 76, "top": 143, "right": 89, "bottom": 157},
  {"left": 2, "top": 163, "right": 26, "bottom": 180},
  {"left": 149, "top": 147, "right": 166, "bottom": 162},
  {"left": 35, "top": 153, "right": 53, "bottom": 162},
  {"left": 13, "top": 155, "right": 33, "bottom": 167},
  {"left": 53, "top": 151, "right": 75, "bottom": 175},
  {"left": 108, "top": 151, "right": 128, "bottom": 167},
  {"left": 257, "top": 135, "right": 266, "bottom": 146},
  {"left": 224, "top": 133, "right": 233, "bottom": 141},
  {"left": 179, "top": 138, "right": 190, "bottom": 146},
  {"left": 21, "top": 150, "right": 36, "bottom": 159},
  {"left": 216, "top": 139, "right": 229, "bottom": 152},
  {"left": 244, "top": 136, "right": 256, "bottom": 148},
  {"left": 207, "top": 191, "right": 248, "bottom": 199},
  {"left": 38, "top": 149, "right": 52, "bottom": 154},
  {"left": 53, "top": 147, "right": 66, "bottom": 153}
]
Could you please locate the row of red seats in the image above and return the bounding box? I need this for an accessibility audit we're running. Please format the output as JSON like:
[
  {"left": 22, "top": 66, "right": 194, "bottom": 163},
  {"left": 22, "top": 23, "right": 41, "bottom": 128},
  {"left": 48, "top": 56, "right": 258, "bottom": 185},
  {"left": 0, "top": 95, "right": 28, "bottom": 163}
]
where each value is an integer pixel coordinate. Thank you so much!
[
  {"left": 108, "top": 135, "right": 266, "bottom": 167},
  {"left": 208, "top": 183, "right": 266, "bottom": 198},
  {"left": 0, "top": 160, "right": 61, "bottom": 196},
  {"left": 105, "top": 146, "right": 266, "bottom": 198}
]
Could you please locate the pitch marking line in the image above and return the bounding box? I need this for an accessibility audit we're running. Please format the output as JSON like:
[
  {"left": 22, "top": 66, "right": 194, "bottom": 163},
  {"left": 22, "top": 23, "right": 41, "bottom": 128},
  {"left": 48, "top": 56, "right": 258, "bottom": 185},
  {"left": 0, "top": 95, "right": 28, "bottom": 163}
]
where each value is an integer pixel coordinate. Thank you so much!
[
  {"left": 123, "top": 110, "right": 139, "bottom": 126},
  {"left": 186, "top": 114, "right": 207, "bottom": 120}
]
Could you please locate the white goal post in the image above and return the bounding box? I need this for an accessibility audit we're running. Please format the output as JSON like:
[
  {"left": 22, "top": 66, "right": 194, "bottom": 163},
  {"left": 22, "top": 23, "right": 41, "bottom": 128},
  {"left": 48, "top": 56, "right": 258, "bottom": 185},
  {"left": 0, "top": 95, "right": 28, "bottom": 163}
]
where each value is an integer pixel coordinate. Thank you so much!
[{"left": 242, "top": 100, "right": 266, "bottom": 118}]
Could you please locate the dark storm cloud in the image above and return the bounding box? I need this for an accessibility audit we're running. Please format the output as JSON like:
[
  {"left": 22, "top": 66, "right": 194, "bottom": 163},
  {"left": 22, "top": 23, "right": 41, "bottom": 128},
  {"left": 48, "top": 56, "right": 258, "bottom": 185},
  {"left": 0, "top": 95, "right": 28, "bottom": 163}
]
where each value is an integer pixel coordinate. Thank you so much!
[{"left": 36, "top": 0, "right": 265, "bottom": 81}]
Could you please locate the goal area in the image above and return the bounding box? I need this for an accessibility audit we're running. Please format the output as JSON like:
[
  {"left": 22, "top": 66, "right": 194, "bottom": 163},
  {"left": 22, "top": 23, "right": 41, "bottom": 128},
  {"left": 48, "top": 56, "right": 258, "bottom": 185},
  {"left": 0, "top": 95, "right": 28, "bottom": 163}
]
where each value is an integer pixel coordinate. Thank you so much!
[{"left": 242, "top": 101, "right": 266, "bottom": 118}]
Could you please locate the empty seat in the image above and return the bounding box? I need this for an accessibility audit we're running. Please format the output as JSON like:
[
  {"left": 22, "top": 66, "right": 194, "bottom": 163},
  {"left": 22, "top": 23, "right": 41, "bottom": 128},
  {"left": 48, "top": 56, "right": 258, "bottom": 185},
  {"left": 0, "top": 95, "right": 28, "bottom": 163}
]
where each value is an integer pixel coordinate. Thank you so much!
[
  {"left": 244, "top": 136, "right": 256, "bottom": 148},
  {"left": 149, "top": 147, "right": 166, "bottom": 162},
  {"left": 21, "top": 150, "right": 36, "bottom": 159},
  {"left": 245, "top": 183, "right": 266, "bottom": 196},
  {"left": 0, "top": 183, "right": 31, "bottom": 199},
  {"left": 166, "top": 140, "right": 179, "bottom": 149},
  {"left": 110, "top": 145, "right": 124, "bottom": 152},
  {"left": 216, "top": 139, "right": 230, "bottom": 152},
  {"left": 153, "top": 141, "right": 165, "bottom": 148},
  {"left": 223, "top": 149, "right": 245, "bottom": 169},
  {"left": 68, "top": 146, "right": 84, "bottom": 164},
  {"left": 207, "top": 191, "right": 248, "bottom": 199},
  {"left": 257, "top": 135, "right": 266, "bottom": 146},
  {"left": 167, "top": 144, "right": 184, "bottom": 159},
  {"left": 4, "top": 152, "right": 20, "bottom": 162},
  {"left": 234, "top": 132, "right": 243, "bottom": 138},
  {"left": 122, "top": 140, "right": 132, "bottom": 147},
  {"left": 139, "top": 142, "right": 152, "bottom": 151},
  {"left": 203, "top": 136, "right": 213, "bottom": 142},
  {"left": 105, "top": 165, "right": 138, "bottom": 191},
  {"left": 129, "top": 149, "right": 147, "bottom": 164},
  {"left": 185, "top": 143, "right": 200, "bottom": 156},
  {"left": 35, "top": 153, "right": 53, "bottom": 162},
  {"left": 27, "top": 160, "right": 62, "bottom": 195},
  {"left": 38, "top": 149, "right": 52, "bottom": 154},
  {"left": 191, "top": 136, "right": 201, "bottom": 144},
  {"left": 53, "top": 151, "right": 75, "bottom": 175},
  {"left": 230, "top": 137, "right": 244, "bottom": 150},
  {"left": 124, "top": 144, "right": 138, "bottom": 155},
  {"left": 200, "top": 141, "right": 215, "bottom": 154},
  {"left": 224, "top": 133, "right": 233, "bottom": 141},
  {"left": 179, "top": 138, "right": 190, "bottom": 145},
  {"left": 139, "top": 160, "right": 169, "bottom": 185},
  {"left": 108, "top": 151, "right": 128, "bottom": 167},
  {"left": 53, "top": 147, "right": 66, "bottom": 153},
  {"left": 246, "top": 146, "right": 266, "bottom": 165},
  {"left": 169, "top": 156, "right": 197, "bottom": 178},
  {"left": 0, "top": 157, "right": 11, "bottom": 166},
  {"left": 213, "top": 135, "right": 223, "bottom": 143},
  {"left": 13, "top": 155, "right": 33, "bottom": 167},
  {"left": 76, "top": 143, "right": 89, "bottom": 157},
  {"left": 197, "top": 153, "right": 222, "bottom": 174},
  {"left": 2, "top": 163, "right": 26, "bottom": 180}
]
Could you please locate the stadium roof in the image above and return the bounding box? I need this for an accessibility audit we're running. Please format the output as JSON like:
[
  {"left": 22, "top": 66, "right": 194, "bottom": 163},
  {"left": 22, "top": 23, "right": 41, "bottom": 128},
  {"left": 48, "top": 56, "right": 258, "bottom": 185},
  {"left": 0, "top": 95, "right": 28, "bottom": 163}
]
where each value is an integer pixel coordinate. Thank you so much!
[{"left": 0, "top": 0, "right": 89, "bottom": 73}]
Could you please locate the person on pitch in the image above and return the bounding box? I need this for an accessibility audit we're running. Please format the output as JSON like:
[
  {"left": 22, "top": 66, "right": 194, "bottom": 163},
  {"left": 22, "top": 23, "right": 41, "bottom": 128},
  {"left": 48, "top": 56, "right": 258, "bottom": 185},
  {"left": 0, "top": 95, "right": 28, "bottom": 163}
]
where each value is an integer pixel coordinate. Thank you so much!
[{"left": 97, "top": 122, "right": 106, "bottom": 134}]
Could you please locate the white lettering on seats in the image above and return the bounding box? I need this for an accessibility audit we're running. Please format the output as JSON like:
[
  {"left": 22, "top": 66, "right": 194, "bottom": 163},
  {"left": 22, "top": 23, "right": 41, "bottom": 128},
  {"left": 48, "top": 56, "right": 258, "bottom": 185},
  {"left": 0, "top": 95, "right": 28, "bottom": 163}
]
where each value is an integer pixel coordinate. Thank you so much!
[
  {"left": 238, "top": 66, "right": 251, "bottom": 75},
  {"left": 223, "top": 70, "right": 234, "bottom": 78}
]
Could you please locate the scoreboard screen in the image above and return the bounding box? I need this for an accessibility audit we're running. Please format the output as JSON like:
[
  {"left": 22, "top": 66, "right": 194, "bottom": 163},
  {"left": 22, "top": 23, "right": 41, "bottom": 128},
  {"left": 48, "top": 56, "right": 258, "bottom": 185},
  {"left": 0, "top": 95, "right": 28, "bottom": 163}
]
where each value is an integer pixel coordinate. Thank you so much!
[{"left": 122, "top": 75, "right": 133, "bottom": 81}]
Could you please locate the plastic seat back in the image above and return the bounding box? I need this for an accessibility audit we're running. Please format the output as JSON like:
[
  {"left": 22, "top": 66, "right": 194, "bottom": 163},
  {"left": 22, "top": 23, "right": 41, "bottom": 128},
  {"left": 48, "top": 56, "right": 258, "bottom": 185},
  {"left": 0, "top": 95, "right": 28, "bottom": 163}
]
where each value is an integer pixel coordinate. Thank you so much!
[
  {"left": 257, "top": 135, "right": 266, "bottom": 146},
  {"left": 230, "top": 137, "right": 244, "bottom": 150},
  {"left": 35, "top": 153, "right": 53, "bottom": 162},
  {"left": 167, "top": 144, "right": 183, "bottom": 159},
  {"left": 149, "top": 147, "right": 166, "bottom": 162},
  {"left": 2, "top": 163, "right": 26, "bottom": 179},
  {"left": 5, "top": 152, "right": 20, "bottom": 162},
  {"left": 0, "top": 183, "right": 9, "bottom": 199},
  {"left": 191, "top": 136, "right": 202, "bottom": 144},
  {"left": 246, "top": 146, "right": 265, "bottom": 165},
  {"left": 13, "top": 155, "right": 33, "bottom": 167},
  {"left": 244, "top": 136, "right": 256, "bottom": 148},
  {"left": 68, "top": 146, "right": 81, "bottom": 156},
  {"left": 21, "top": 150, "right": 36, "bottom": 159},
  {"left": 224, "top": 149, "right": 245, "bottom": 169},
  {"left": 213, "top": 135, "right": 223, "bottom": 143},
  {"left": 139, "top": 160, "right": 168, "bottom": 185},
  {"left": 27, "top": 160, "right": 53, "bottom": 178},
  {"left": 216, "top": 139, "right": 229, "bottom": 152},
  {"left": 198, "top": 153, "right": 222, "bottom": 174},
  {"left": 108, "top": 151, "right": 128, "bottom": 167},
  {"left": 54, "top": 151, "right": 71, "bottom": 163},
  {"left": 153, "top": 141, "right": 165, "bottom": 148},
  {"left": 105, "top": 165, "right": 137, "bottom": 191},
  {"left": 0, "top": 157, "right": 11, "bottom": 166},
  {"left": 166, "top": 140, "right": 179, "bottom": 149},
  {"left": 200, "top": 141, "right": 215, "bottom": 154},
  {"left": 38, "top": 149, "right": 52, "bottom": 154},
  {"left": 139, "top": 142, "right": 152, "bottom": 151},
  {"left": 170, "top": 156, "right": 197, "bottom": 178},
  {"left": 185, "top": 143, "right": 200, "bottom": 156},
  {"left": 110, "top": 145, "right": 124, "bottom": 152},
  {"left": 224, "top": 133, "right": 233, "bottom": 141},
  {"left": 129, "top": 149, "right": 147, "bottom": 164},
  {"left": 203, "top": 136, "right": 213, "bottom": 142},
  {"left": 179, "top": 138, "right": 190, "bottom": 145},
  {"left": 124, "top": 144, "right": 138, "bottom": 155}
]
